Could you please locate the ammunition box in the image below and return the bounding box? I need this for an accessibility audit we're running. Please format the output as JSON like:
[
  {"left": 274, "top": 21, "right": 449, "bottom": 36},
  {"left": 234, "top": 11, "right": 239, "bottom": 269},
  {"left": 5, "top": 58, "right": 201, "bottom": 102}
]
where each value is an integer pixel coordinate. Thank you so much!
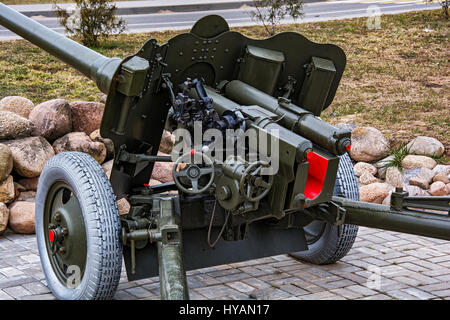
[
  {"left": 298, "top": 57, "right": 336, "bottom": 116},
  {"left": 238, "top": 45, "right": 285, "bottom": 95}
]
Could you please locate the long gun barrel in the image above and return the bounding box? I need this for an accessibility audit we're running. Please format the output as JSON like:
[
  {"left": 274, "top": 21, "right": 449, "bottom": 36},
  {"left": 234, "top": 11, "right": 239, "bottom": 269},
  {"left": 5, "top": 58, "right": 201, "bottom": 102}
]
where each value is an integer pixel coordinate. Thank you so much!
[{"left": 0, "top": 3, "right": 121, "bottom": 94}]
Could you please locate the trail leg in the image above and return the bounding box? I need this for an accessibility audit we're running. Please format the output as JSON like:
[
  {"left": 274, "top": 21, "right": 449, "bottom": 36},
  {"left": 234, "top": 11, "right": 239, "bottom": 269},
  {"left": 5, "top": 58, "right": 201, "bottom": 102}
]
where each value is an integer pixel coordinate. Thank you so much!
[{"left": 156, "top": 196, "right": 189, "bottom": 300}]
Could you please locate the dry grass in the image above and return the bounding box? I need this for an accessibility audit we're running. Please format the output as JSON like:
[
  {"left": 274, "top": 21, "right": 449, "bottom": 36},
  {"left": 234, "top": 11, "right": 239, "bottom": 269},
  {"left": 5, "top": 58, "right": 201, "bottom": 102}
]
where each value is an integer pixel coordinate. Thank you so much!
[{"left": 0, "top": 10, "right": 448, "bottom": 159}]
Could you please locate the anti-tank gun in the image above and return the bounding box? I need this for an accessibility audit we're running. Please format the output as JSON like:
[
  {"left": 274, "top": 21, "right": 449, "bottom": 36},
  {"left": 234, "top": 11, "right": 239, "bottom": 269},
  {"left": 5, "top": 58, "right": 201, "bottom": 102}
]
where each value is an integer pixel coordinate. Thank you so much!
[{"left": 1, "top": 6, "right": 449, "bottom": 300}]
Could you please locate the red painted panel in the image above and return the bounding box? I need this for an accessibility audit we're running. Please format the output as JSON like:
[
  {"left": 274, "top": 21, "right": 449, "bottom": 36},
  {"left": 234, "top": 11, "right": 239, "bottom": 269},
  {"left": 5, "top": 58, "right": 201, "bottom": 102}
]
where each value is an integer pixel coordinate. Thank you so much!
[{"left": 304, "top": 152, "right": 329, "bottom": 199}]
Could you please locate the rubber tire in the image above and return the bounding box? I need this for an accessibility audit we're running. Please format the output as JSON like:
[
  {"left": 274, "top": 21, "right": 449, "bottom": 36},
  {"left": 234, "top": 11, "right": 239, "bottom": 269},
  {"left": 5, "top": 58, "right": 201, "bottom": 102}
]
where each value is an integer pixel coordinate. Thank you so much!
[
  {"left": 36, "top": 152, "right": 122, "bottom": 300},
  {"left": 291, "top": 153, "right": 359, "bottom": 265}
]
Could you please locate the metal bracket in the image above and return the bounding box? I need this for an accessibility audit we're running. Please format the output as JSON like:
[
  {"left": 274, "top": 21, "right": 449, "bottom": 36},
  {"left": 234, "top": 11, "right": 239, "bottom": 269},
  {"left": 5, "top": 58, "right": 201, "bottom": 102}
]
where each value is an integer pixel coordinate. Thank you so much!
[
  {"left": 327, "top": 201, "right": 347, "bottom": 226},
  {"left": 161, "top": 73, "right": 176, "bottom": 103},
  {"left": 304, "top": 200, "right": 347, "bottom": 226},
  {"left": 391, "top": 187, "right": 450, "bottom": 214},
  {"left": 160, "top": 224, "right": 181, "bottom": 244},
  {"left": 281, "top": 76, "right": 297, "bottom": 99},
  {"left": 154, "top": 53, "right": 170, "bottom": 94}
]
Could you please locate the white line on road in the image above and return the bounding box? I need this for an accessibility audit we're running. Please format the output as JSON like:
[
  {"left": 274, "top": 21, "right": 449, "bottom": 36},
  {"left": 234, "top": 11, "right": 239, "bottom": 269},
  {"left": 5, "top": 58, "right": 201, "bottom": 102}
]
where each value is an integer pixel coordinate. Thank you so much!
[{"left": 0, "top": 1, "right": 441, "bottom": 40}]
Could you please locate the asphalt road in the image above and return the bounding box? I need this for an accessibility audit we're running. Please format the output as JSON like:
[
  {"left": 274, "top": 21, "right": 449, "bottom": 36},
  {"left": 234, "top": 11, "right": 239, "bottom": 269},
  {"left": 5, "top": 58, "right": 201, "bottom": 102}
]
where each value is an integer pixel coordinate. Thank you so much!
[{"left": 0, "top": 0, "right": 441, "bottom": 40}]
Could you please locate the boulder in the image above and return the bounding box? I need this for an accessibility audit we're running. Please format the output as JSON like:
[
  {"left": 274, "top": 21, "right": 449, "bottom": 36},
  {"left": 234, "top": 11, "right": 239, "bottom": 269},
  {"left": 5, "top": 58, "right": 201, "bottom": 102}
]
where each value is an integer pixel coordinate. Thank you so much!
[
  {"left": 407, "top": 167, "right": 434, "bottom": 190},
  {"left": 89, "top": 129, "right": 101, "bottom": 141},
  {"left": 17, "top": 177, "right": 39, "bottom": 191},
  {"left": 8, "top": 201, "right": 35, "bottom": 234},
  {"left": 0, "top": 110, "right": 34, "bottom": 140},
  {"left": 159, "top": 130, "right": 176, "bottom": 154},
  {"left": 403, "top": 168, "right": 421, "bottom": 185},
  {"left": 406, "top": 136, "right": 445, "bottom": 157},
  {"left": 102, "top": 159, "right": 113, "bottom": 179},
  {"left": 152, "top": 162, "right": 174, "bottom": 183},
  {"left": 431, "top": 165, "right": 450, "bottom": 177},
  {"left": 13, "top": 182, "right": 26, "bottom": 200},
  {"left": 429, "top": 181, "right": 448, "bottom": 196},
  {"left": 117, "top": 198, "right": 130, "bottom": 215},
  {"left": 90, "top": 129, "right": 114, "bottom": 160},
  {"left": 103, "top": 139, "right": 114, "bottom": 160},
  {"left": 17, "top": 191, "right": 36, "bottom": 202},
  {"left": 0, "top": 176, "right": 15, "bottom": 204},
  {"left": 382, "top": 193, "right": 391, "bottom": 206},
  {"left": 349, "top": 127, "right": 390, "bottom": 162},
  {"left": 359, "top": 182, "right": 393, "bottom": 204},
  {"left": 151, "top": 152, "right": 174, "bottom": 183},
  {"left": 28, "top": 99, "right": 72, "bottom": 141},
  {"left": 374, "top": 155, "right": 395, "bottom": 179},
  {"left": 409, "top": 177, "right": 429, "bottom": 190},
  {"left": 70, "top": 101, "right": 105, "bottom": 135},
  {"left": 404, "top": 185, "right": 430, "bottom": 197},
  {"left": 0, "top": 144, "right": 13, "bottom": 182},
  {"left": 385, "top": 167, "right": 404, "bottom": 188},
  {"left": 0, "top": 96, "right": 34, "bottom": 118},
  {"left": 335, "top": 123, "right": 357, "bottom": 132},
  {"left": 0, "top": 202, "right": 9, "bottom": 235},
  {"left": 354, "top": 162, "right": 377, "bottom": 177},
  {"left": 5, "top": 136, "right": 54, "bottom": 178},
  {"left": 148, "top": 179, "right": 162, "bottom": 186},
  {"left": 358, "top": 172, "right": 378, "bottom": 185},
  {"left": 401, "top": 155, "right": 437, "bottom": 170},
  {"left": 53, "top": 132, "right": 106, "bottom": 164},
  {"left": 416, "top": 167, "right": 434, "bottom": 183},
  {"left": 433, "top": 173, "right": 449, "bottom": 184}
]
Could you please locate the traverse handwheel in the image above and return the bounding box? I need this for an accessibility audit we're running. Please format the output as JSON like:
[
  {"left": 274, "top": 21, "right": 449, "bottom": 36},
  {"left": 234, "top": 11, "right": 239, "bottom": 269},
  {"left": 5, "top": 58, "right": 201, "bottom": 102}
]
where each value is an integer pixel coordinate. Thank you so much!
[
  {"left": 172, "top": 151, "right": 215, "bottom": 194},
  {"left": 239, "top": 161, "right": 274, "bottom": 202}
]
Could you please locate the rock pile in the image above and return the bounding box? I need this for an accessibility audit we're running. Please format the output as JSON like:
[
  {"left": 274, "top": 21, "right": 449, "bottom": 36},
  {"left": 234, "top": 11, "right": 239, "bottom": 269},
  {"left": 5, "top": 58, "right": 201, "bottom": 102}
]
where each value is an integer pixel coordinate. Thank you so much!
[
  {"left": 0, "top": 95, "right": 448, "bottom": 235},
  {"left": 0, "top": 95, "right": 176, "bottom": 235},
  {"left": 348, "top": 127, "right": 449, "bottom": 204}
]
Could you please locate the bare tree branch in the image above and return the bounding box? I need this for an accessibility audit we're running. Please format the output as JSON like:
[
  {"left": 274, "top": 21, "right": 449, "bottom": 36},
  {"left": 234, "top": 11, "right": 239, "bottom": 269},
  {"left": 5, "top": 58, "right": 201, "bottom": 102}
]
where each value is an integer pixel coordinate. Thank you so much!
[{"left": 249, "top": 0, "right": 304, "bottom": 36}]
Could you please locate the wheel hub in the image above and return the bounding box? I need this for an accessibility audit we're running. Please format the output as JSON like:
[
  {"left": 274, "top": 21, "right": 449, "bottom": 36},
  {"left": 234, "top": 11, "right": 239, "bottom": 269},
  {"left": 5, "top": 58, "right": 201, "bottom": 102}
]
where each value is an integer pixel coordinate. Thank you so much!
[
  {"left": 187, "top": 165, "right": 201, "bottom": 179},
  {"left": 44, "top": 183, "right": 87, "bottom": 285}
]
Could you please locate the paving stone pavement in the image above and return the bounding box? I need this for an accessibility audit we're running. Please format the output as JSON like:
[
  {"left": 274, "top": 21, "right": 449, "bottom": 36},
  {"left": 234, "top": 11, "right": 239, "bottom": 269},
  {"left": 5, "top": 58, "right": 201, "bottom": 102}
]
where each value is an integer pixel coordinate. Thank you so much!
[{"left": 0, "top": 226, "right": 449, "bottom": 300}]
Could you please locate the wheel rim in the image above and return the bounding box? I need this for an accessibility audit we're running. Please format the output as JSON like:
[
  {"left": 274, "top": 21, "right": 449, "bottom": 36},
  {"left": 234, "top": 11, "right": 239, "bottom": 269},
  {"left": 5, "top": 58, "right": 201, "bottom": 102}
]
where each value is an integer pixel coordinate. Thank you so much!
[
  {"left": 43, "top": 181, "right": 87, "bottom": 286},
  {"left": 303, "top": 220, "right": 327, "bottom": 245}
]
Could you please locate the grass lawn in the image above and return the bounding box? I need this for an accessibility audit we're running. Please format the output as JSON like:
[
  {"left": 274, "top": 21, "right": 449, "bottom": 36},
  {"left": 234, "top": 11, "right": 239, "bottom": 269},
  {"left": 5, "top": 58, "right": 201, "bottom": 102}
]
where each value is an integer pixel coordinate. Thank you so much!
[{"left": 0, "top": 10, "right": 448, "bottom": 159}]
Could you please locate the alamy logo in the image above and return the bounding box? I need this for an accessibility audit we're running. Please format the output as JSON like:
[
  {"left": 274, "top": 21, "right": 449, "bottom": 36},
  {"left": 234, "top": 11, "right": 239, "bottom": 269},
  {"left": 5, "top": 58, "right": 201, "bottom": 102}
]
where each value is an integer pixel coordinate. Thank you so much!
[
  {"left": 367, "top": 5, "right": 381, "bottom": 30},
  {"left": 66, "top": 265, "right": 81, "bottom": 289},
  {"left": 366, "top": 265, "right": 382, "bottom": 290},
  {"left": 171, "top": 122, "right": 280, "bottom": 175}
]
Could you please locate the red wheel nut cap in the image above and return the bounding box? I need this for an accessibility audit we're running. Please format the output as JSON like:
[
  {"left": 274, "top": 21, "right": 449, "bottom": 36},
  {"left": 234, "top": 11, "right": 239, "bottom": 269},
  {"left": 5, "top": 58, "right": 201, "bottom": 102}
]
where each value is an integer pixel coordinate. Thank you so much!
[{"left": 49, "top": 230, "right": 55, "bottom": 242}]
